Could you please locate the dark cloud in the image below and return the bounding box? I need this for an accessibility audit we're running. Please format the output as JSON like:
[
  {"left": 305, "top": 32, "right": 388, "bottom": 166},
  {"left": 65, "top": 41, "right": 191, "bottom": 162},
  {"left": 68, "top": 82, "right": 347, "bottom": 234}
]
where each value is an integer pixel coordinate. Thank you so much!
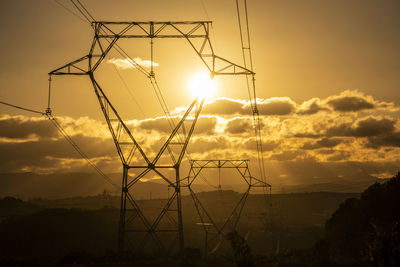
[
  {"left": 302, "top": 138, "right": 342, "bottom": 150},
  {"left": 189, "top": 136, "right": 230, "bottom": 153},
  {"left": 366, "top": 132, "right": 400, "bottom": 148},
  {"left": 293, "top": 133, "right": 323, "bottom": 139},
  {"left": 139, "top": 117, "right": 174, "bottom": 133},
  {"left": 193, "top": 117, "right": 218, "bottom": 135},
  {"left": 326, "top": 117, "right": 396, "bottom": 137},
  {"left": 225, "top": 118, "right": 252, "bottom": 134},
  {"left": 325, "top": 123, "right": 353, "bottom": 137},
  {"left": 243, "top": 139, "right": 279, "bottom": 151},
  {"left": 0, "top": 133, "right": 115, "bottom": 172},
  {"left": 297, "top": 98, "right": 329, "bottom": 115},
  {"left": 0, "top": 116, "right": 57, "bottom": 139},
  {"left": 269, "top": 151, "right": 303, "bottom": 161},
  {"left": 256, "top": 97, "right": 296, "bottom": 115},
  {"left": 325, "top": 91, "right": 377, "bottom": 112},
  {"left": 201, "top": 97, "right": 296, "bottom": 116},
  {"left": 353, "top": 117, "right": 395, "bottom": 137},
  {"left": 327, "top": 96, "right": 374, "bottom": 112}
]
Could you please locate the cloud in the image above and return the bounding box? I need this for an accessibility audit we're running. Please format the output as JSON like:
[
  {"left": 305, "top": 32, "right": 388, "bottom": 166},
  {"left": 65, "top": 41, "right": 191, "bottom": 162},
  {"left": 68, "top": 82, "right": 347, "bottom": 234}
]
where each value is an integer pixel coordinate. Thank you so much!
[
  {"left": 107, "top": 57, "right": 159, "bottom": 69},
  {"left": 243, "top": 138, "right": 279, "bottom": 151},
  {"left": 202, "top": 97, "right": 248, "bottom": 115},
  {"left": 353, "top": 117, "right": 395, "bottom": 137},
  {"left": 0, "top": 135, "right": 116, "bottom": 173},
  {"left": 297, "top": 98, "right": 328, "bottom": 115},
  {"left": 325, "top": 90, "right": 393, "bottom": 112},
  {"left": 296, "top": 90, "right": 397, "bottom": 115},
  {"left": 326, "top": 150, "right": 351, "bottom": 161},
  {"left": 254, "top": 97, "right": 296, "bottom": 115},
  {"left": 225, "top": 117, "right": 253, "bottom": 134},
  {"left": 269, "top": 150, "right": 305, "bottom": 161},
  {"left": 1, "top": 88, "right": 399, "bottom": 180},
  {"left": 0, "top": 115, "right": 57, "bottom": 139},
  {"left": 139, "top": 116, "right": 217, "bottom": 134},
  {"left": 189, "top": 136, "right": 231, "bottom": 154},
  {"left": 326, "top": 116, "right": 396, "bottom": 137},
  {"left": 366, "top": 132, "right": 400, "bottom": 148},
  {"left": 302, "top": 138, "right": 343, "bottom": 150},
  {"left": 293, "top": 133, "right": 323, "bottom": 139},
  {"left": 200, "top": 97, "right": 296, "bottom": 116}
]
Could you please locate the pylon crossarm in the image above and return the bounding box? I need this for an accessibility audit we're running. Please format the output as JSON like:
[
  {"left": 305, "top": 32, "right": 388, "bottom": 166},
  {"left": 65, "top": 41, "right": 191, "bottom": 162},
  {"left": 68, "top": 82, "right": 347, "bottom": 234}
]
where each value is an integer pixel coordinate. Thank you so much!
[
  {"left": 166, "top": 23, "right": 253, "bottom": 76},
  {"left": 250, "top": 176, "right": 271, "bottom": 187},
  {"left": 90, "top": 23, "right": 137, "bottom": 71},
  {"left": 49, "top": 55, "right": 92, "bottom": 75},
  {"left": 212, "top": 55, "right": 255, "bottom": 75},
  {"left": 94, "top": 21, "right": 211, "bottom": 39},
  {"left": 90, "top": 35, "right": 120, "bottom": 72}
]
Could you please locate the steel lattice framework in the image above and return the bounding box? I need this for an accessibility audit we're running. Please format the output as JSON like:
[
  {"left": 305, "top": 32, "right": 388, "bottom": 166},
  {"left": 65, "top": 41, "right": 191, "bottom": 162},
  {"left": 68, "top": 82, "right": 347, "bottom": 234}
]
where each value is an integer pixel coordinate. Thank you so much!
[
  {"left": 49, "top": 21, "right": 254, "bottom": 77},
  {"left": 185, "top": 160, "right": 270, "bottom": 254},
  {"left": 49, "top": 21, "right": 255, "bottom": 254}
]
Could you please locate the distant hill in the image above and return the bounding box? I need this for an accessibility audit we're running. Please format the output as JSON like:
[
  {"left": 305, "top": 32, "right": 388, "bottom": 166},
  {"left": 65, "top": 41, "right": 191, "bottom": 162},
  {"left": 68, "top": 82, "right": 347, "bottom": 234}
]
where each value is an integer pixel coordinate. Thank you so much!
[
  {"left": 0, "top": 172, "right": 381, "bottom": 200},
  {"left": 0, "top": 172, "right": 210, "bottom": 199},
  {"left": 276, "top": 173, "right": 381, "bottom": 193},
  {"left": 0, "top": 196, "right": 42, "bottom": 220}
]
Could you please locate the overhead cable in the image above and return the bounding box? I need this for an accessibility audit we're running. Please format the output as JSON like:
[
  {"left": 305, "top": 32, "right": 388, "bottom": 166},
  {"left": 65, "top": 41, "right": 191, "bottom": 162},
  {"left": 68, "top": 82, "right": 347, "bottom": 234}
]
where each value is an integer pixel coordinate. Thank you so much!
[{"left": 0, "top": 100, "right": 44, "bottom": 115}]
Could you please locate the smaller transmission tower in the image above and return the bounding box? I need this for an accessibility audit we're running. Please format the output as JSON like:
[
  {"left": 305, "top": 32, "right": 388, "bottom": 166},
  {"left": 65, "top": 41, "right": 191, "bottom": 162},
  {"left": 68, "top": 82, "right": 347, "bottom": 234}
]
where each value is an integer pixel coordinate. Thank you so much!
[{"left": 184, "top": 159, "right": 270, "bottom": 255}]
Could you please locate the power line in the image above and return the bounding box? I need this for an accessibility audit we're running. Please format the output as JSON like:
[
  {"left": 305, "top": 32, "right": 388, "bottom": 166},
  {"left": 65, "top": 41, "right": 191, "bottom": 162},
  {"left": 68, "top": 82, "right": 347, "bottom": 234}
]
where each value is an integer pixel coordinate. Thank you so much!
[
  {"left": 47, "top": 113, "right": 119, "bottom": 189},
  {"left": 199, "top": 0, "right": 218, "bottom": 52},
  {"left": 70, "top": 0, "right": 92, "bottom": 23},
  {"left": 0, "top": 99, "right": 118, "bottom": 189},
  {"left": 235, "top": 0, "right": 267, "bottom": 184},
  {"left": 111, "top": 63, "right": 148, "bottom": 118},
  {"left": 53, "top": 0, "right": 88, "bottom": 24},
  {"left": 0, "top": 100, "right": 44, "bottom": 115}
]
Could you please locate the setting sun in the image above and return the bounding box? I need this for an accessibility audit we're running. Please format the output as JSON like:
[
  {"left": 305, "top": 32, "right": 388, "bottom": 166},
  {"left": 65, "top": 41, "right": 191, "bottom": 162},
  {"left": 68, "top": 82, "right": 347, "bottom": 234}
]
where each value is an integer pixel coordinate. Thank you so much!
[{"left": 188, "top": 71, "right": 218, "bottom": 100}]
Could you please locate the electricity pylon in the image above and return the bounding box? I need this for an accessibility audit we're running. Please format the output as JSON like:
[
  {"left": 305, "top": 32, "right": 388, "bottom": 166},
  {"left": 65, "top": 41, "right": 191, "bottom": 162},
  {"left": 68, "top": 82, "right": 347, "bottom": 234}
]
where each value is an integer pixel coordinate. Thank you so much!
[
  {"left": 49, "top": 21, "right": 254, "bottom": 254},
  {"left": 185, "top": 159, "right": 270, "bottom": 254}
]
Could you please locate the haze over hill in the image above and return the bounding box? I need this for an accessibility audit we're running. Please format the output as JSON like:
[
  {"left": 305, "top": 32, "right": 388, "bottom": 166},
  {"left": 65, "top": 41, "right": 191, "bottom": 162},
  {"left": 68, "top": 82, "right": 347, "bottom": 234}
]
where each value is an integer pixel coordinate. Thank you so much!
[{"left": 0, "top": 171, "right": 382, "bottom": 199}]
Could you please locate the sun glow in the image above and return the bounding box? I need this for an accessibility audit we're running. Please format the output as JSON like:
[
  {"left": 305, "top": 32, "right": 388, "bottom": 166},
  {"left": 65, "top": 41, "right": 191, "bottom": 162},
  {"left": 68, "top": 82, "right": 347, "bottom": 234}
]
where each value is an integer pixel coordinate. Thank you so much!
[{"left": 188, "top": 71, "right": 217, "bottom": 100}]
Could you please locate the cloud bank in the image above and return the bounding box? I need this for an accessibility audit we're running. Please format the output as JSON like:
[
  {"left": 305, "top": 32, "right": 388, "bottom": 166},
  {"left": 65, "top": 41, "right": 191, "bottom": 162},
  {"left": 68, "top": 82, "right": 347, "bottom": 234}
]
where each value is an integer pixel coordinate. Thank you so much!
[{"left": 1, "top": 90, "right": 399, "bottom": 186}]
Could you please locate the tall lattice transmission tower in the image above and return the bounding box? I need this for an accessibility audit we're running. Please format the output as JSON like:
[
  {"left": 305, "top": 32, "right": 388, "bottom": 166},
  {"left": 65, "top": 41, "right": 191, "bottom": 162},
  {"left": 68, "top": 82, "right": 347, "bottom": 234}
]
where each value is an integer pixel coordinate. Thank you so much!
[{"left": 48, "top": 19, "right": 261, "bottom": 254}]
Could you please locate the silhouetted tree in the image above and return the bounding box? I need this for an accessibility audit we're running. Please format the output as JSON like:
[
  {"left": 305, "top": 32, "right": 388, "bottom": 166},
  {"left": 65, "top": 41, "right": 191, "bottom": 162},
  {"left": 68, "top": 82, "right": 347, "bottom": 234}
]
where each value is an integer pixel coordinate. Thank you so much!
[
  {"left": 227, "top": 231, "right": 255, "bottom": 267},
  {"left": 316, "top": 172, "right": 400, "bottom": 266}
]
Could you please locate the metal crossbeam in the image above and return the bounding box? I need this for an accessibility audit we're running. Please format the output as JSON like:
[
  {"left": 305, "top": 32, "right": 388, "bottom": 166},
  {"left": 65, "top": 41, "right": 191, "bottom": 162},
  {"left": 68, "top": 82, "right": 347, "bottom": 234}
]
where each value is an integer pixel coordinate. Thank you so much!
[{"left": 49, "top": 20, "right": 254, "bottom": 77}]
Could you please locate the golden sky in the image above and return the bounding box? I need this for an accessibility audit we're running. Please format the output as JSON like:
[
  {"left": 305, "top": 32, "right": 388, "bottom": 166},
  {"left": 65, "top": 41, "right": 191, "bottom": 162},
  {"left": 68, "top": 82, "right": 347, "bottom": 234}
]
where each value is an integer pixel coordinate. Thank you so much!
[{"left": 0, "top": 0, "right": 400, "bottom": 191}]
